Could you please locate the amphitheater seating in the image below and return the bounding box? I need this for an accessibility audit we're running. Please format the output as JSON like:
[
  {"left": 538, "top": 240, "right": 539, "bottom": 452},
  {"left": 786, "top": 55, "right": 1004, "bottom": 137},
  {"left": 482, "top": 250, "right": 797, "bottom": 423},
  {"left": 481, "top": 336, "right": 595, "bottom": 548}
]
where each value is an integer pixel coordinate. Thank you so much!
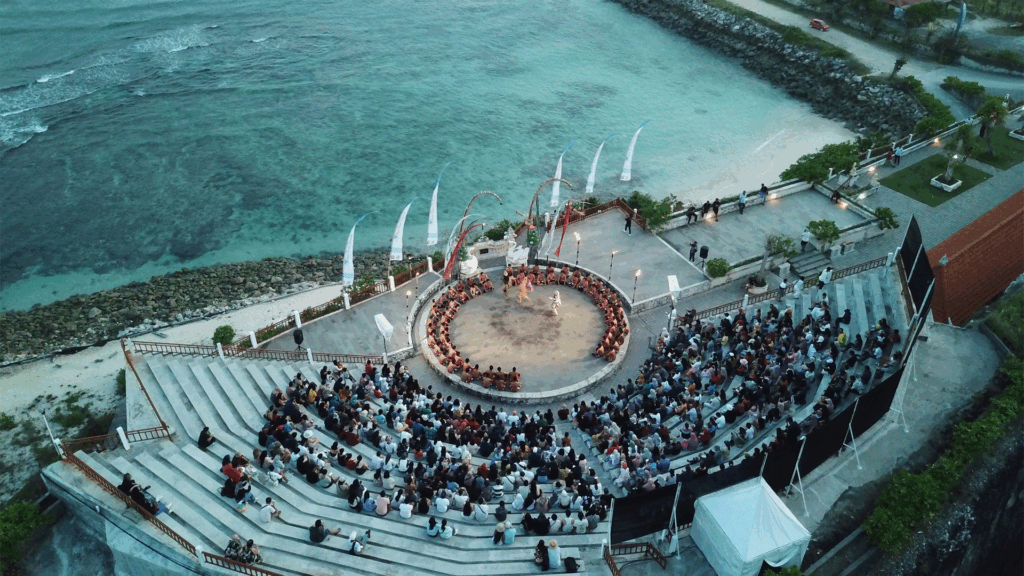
[{"left": 96, "top": 353, "right": 608, "bottom": 576}]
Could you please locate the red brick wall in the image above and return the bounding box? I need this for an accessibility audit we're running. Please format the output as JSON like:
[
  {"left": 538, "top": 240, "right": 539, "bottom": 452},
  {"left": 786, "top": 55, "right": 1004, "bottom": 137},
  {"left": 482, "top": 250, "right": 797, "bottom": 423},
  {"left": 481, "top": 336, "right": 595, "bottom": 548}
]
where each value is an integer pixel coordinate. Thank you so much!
[{"left": 929, "top": 191, "right": 1024, "bottom": 325}]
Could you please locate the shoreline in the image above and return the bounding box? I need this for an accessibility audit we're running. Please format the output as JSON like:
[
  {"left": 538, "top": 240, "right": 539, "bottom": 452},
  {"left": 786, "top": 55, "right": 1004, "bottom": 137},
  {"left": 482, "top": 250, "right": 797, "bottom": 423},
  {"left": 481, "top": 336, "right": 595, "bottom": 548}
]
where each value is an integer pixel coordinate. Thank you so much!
[{"left": 0, "top": 248, "right": 427, "bottom": 365}]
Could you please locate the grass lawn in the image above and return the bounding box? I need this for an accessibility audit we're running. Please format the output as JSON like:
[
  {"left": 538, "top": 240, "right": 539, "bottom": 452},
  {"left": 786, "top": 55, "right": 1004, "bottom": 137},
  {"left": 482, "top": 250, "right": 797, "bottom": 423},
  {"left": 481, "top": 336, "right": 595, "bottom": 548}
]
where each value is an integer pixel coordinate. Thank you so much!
[
  {"left": 987, "top": 25, "right": 1024, "bottom": 37},
  {"left": 986, "top": 289, "right": 1024, "bottom": 355},
  {"left": 973, "top": 127, "right": 1024, "bottom": 170},
  {"left": 880, "top": 154, "right": 992, "bottom": 207}
]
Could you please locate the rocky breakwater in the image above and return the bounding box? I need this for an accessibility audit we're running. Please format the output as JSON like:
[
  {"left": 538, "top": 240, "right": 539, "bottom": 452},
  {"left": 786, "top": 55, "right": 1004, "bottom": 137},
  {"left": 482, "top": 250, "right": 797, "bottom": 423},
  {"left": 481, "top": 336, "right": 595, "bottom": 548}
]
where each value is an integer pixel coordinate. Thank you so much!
[
  {"left": 0, "top": 250, "right": 406, "bottom": 364},
  {"left": 610, "top": 0, "right": 927, "bottom": 136}
]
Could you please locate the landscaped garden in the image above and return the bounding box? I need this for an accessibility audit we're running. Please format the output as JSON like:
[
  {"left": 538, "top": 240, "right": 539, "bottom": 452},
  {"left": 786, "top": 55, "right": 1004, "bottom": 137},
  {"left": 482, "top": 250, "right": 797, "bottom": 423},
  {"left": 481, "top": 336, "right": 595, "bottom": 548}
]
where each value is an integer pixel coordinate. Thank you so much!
[
  {"left": 880, "top": 154, "right": 992, "bottom": 207},
  {"left": 973, "top": 127, "right": 1024, "bottom": 170}
]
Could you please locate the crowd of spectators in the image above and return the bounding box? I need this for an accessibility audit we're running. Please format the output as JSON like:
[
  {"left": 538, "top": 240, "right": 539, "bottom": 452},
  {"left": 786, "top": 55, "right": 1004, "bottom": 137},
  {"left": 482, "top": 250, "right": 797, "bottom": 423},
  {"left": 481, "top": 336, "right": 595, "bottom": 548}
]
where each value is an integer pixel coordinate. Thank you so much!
[{"left": 571, "top": 295, "right": 902, "bottom": 495}]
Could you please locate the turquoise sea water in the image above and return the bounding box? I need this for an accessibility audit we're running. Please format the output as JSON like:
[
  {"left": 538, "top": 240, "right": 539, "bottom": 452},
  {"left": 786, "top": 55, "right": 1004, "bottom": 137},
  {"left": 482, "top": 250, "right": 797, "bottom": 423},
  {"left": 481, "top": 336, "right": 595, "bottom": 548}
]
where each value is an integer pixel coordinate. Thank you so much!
[{"left": 0, "top": 0, "right": 852, "bottom": 311}]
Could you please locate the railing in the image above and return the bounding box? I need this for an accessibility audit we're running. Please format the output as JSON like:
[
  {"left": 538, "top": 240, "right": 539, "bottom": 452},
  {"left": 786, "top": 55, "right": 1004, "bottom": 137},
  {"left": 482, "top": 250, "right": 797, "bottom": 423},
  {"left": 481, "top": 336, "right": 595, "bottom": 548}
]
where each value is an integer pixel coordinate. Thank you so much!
[
  {"left": 62, "top": 448, "right": 197, "bottom": 557},
  {"left": 393, "top": 259, "right": 433, "bottom": 286},
  {"left": 203, "top": 552, "right": 286, "bottom": 576},
  {"left": 693, "top": 255, "right": 888, "bottom": 320},
  {"left": 132, "top": 340, "right": 383, "bottom": 365},
  {"left": 516, "top": 196, "right": 645, "bottom": 237},
  {"left": 60, "top": 426, "right": 171, "bottom": 454},
  {"left": 350, "top": 279, "right": 390, "bottom": 306},
  {"left": 121, "top": 339, "right": 169, "bottom": 431},
  {"left": 604, "top": 542, "right": 668, "bottom": 576}
]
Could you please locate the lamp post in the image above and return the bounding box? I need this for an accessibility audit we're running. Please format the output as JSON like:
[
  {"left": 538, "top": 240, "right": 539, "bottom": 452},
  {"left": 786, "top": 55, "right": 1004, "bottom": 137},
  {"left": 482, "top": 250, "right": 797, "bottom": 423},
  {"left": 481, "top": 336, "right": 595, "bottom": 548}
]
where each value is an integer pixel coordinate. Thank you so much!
[
  {"left": 574, "top": 231, "right": 581, "bottom": 267},
  {"left": 633, "top": 269, "right": 641, "bottom": 304},
  {"left": 609, "top": 250, "right": 618, "bottom": 281}
]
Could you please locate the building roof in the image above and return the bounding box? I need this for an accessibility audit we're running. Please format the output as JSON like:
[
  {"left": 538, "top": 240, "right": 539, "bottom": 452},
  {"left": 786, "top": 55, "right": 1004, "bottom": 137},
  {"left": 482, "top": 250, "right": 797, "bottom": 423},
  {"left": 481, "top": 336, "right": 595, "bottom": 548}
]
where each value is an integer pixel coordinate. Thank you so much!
[{"left": 927, "top": 189, "right": 1024, "bottom": 325}]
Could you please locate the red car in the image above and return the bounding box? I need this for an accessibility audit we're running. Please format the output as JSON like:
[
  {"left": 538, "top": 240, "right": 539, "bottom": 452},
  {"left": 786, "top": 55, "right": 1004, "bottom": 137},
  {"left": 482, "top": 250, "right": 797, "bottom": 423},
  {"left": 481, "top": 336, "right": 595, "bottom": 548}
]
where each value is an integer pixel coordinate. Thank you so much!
[{"left": 810, "top": 18, "right": 830, "bottom": 31}]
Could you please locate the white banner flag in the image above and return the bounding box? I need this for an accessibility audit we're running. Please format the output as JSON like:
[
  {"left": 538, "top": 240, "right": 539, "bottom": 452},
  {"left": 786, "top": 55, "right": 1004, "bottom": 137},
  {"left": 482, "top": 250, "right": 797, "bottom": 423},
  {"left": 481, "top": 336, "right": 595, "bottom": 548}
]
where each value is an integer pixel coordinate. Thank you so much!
[
  {"left": 391, "top": 197, "right": 421, "bottom": 261},
  {"left": 621, "top": 120, "right": 650, "bottom": 182},
  {"left": 343, "top": 212, "right": 374, "bottom": 287},
  {"left": 426, "top": 162, "right": 450, "bottom": 246},
  {"left": 550, "top": 142, "right": 574, "bottom": 207},
  {"left": 586, "top": 134, "right": 618, "bottom": 196}
]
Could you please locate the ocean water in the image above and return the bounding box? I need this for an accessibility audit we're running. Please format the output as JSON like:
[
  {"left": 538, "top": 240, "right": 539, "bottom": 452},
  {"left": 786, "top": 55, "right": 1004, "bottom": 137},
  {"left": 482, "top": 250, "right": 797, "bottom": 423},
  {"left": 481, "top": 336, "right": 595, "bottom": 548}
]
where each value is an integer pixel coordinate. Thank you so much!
[{"left": 0, "top": 0, "right": 853, "bottom": 311}]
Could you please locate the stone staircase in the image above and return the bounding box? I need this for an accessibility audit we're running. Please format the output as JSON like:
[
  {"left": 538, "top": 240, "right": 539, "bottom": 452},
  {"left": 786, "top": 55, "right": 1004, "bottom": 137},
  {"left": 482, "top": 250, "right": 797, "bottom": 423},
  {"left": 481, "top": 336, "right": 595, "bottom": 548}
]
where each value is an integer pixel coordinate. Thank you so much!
[
  {"left": 788, "top": 249, "right": 830, "bottom": 280},
  {"left": 92, "top": 353, "right": 612, "bottom": 576}
]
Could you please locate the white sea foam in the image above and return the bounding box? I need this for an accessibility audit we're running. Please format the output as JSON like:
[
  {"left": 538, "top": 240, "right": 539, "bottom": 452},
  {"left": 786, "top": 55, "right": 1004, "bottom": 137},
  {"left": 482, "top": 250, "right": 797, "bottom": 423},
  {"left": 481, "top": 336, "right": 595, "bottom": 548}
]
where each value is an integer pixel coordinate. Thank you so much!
[
  {"left": 252, "top": 37, "right": 269, "bottom": 43},
  {"left": 0, "top": 117, "right": 48, "bottom": 148},
  {"left": 37, "top": 70, "right": 76, "bottom": 83}
]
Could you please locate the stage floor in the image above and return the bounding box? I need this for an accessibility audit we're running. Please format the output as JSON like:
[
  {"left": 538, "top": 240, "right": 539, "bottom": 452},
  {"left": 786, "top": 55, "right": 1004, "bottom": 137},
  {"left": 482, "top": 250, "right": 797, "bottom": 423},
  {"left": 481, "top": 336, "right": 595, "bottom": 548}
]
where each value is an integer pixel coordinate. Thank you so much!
[{"left": 447, "top": 285, "right": 610, "bottom": 393}]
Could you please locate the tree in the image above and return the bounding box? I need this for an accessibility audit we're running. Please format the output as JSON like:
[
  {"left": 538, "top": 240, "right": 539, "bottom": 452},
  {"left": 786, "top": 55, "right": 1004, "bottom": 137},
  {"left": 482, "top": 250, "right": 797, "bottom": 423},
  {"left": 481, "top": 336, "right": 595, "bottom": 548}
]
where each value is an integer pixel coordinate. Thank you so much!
[
  {"left": 874, "top": 207, "right": 900, "bottom": 230},
  {"left": 890, "top": 55, "right": 909, "bottom": 78},
  {"left": 212, "top": 325, "right": 235, "bottom": 346},
  {"left": 976, "top": 96, "right": 1009, "bottom": 157},
  {"left": 807, "top": 220, "right": 841, "bottom": 251},
  {"left": 623, "top": 190, "right": 673, "bottom": 232},
  {"left": 756, "top": 234, "right": 798, "bottom": 284},
  {"left": 904, "top": 2, "right": 947, "bottom": 27},
  {"left": 706, "top": 258, "right": 731, "bottom": 279},
  {"left": 780, "top": 142, "right": 860, "bottom": 183},
  {"left": 943, "top": 124, "right": 980, "bottom": 181},
  {"left": 1, "top": 501, "right": 55, "bottom": 572}
]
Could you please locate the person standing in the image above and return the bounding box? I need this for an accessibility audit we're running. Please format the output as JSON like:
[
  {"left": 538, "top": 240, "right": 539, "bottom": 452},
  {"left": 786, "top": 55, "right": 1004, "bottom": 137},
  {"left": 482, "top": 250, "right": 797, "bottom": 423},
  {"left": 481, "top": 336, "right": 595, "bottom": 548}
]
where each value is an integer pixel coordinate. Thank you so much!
[
  {"left": 688, "top": 241, "right": 698, "bottom": 262},
  {"left": 502, "top": 268, "right": 511, "bottom": 298},
  {"left": 549, "top": 290, "right": 562, "bottom": 316},
  {"left": 800, "top": 228, "right": 811, "bottom": 253},
  {"left": 624, "top": 211, "right": 633, "bottom": 235},
  {"left": 517, "top": 278, "right": 530, "bottom": 304},
  {"left": 711, "top": 199, "right": 721, "bottom": 221},
  {"left": 777, "top": 278, "right": 788, "bottom": 301},
  {"left": 685, "top": 204, "right": 697, "bottom": 224},
  {"left": 701, "top": 200, "right": 711, "bottom": 219},
  {"left": 793, "top": 276, "right": 804, "bottom": 298},
  {"left": 817, "top": 267, "right": 833, "bottom": 299},
  {"left": 758, "top": 183, "right": 769, "bottom": 202},
  {"left": 894, "top": 145, "right": 903, "bottom": 166},
  {"left": 738, "top": 191, "right": 747, "bottom": 214}
]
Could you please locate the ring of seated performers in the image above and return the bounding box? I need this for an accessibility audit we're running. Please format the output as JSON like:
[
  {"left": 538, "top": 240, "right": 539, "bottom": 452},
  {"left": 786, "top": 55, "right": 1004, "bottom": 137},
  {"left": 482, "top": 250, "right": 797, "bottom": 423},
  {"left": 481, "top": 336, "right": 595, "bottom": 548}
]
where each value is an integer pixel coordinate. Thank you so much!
[
  {"left": 427, "top": 266, "right": 629, "bottom": 391},
  {"left": 506, "top": 263, "right": 628, "bottom": 361}
]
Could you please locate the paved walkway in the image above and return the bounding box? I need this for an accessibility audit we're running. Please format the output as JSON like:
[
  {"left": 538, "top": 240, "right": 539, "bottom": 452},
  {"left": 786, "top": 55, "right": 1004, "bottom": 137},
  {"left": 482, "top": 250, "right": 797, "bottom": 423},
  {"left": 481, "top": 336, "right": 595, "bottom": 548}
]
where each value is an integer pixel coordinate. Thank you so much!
[
  {"left": 532, "top": 209, "right": 706, "bottom": 302},
  {"left": 661, "top": 190, "right": 864, "bottom": 265},
  {"left": 857, "top": 145, "right": 1024, "bottom": 252}
]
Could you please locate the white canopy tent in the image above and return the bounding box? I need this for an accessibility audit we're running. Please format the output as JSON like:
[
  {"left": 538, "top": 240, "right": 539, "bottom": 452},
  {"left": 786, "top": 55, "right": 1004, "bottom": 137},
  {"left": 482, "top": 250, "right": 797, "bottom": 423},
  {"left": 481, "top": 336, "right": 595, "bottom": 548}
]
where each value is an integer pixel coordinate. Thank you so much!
[{"left": 691, "top": 478, "right": 811, "bottom": 576}]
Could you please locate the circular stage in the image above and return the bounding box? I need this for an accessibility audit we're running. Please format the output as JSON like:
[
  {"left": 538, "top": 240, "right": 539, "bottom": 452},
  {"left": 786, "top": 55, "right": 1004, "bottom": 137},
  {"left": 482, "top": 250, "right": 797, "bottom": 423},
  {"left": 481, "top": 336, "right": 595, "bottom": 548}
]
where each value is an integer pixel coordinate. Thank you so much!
[
  {"left": 418, "top": 272, "right": 631, "bottom": 404},
  {"left": 448, "top": 287, "right": 607, "bottom": 393}
]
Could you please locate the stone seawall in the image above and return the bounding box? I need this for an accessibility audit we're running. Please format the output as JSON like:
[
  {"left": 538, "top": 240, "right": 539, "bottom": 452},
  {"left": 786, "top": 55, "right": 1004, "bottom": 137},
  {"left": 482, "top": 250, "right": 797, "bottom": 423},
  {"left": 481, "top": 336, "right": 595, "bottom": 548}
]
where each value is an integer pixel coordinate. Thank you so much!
[
  {"left": 0, "top": 249, "right": 405, "bottom": 364},
  {"left": 609, "top": 0, "right": 927, "bottom": 135}
]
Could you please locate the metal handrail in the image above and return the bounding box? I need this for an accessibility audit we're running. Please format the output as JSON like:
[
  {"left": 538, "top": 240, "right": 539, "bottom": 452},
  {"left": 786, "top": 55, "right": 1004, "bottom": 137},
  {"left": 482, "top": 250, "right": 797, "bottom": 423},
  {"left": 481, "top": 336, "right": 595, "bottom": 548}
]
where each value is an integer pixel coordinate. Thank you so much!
[
  {"left": 203, "top": 552, "right": 286, "bottom": 576},
  {"left": 121, "top": 339, "right": 169, "bottom": 432},
  {"left": 693, "top": 255, "right": 888, "bottom": 320},
  {"left": 60, "top": 426, "right": 170, "bottom": 453},
  {"left": 62, "top": 449, "right": 197, "bottom": 556},
  {"left": 132, "top": 340, "right": 383, "bottom": 365}
]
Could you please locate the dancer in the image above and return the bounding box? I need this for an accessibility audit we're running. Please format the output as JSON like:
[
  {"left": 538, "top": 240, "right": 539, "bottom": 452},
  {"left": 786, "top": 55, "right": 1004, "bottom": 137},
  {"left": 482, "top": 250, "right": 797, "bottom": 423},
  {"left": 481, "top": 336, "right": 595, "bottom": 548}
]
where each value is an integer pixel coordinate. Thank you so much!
[
  {"left": 517, "top": 277, "right": 530, "bottom": 303},
  {"left": 549, "top": 290, "right": 562, "bottom": 316}
]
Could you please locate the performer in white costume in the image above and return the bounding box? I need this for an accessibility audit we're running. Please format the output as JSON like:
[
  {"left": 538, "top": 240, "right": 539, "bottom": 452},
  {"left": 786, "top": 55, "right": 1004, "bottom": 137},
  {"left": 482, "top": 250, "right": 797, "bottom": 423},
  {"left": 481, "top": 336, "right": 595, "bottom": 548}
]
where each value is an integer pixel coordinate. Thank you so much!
[{"left": 549, "top": 290, "right": 562, "bottom": 316}]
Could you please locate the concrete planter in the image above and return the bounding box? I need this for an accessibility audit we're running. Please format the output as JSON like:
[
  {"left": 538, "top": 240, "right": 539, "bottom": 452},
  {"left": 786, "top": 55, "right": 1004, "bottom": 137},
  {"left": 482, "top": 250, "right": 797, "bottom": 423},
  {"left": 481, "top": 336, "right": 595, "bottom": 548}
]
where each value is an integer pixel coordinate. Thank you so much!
[
  {"left": 747, "top": 283, "right": 769, "bottom": 295},
  {"left": 1010, "top": 130, "right": 1024, "bottom": 142},
  {"left": 930, "top": 175, "right": 962, "bottom": 192}
]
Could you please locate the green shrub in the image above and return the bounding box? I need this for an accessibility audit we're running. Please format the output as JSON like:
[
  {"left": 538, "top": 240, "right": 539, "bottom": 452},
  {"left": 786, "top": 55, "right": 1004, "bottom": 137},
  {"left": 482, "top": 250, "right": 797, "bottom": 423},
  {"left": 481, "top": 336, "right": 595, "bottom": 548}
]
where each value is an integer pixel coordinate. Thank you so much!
[
  {"left": 808, "top": 220, "right": 841, "bottom": 245},
  {"left": 874, "top": 207, "right": 899, "bottom": 230},
  {"left": 115, "top": 368, "right": 126, "bottom": 397},
  {"left": 0, "top": 413, "right": 14, "bottom": 432},
  {"left": 765, "top": 567, "right": 805, "bottom": 576},
  {"left": 624, "top": 191, "right": 673, "bottom": 232},
  {"left": 430, "top": 250, "right": 444, "bottom": 264},
  {"left": 780, "top": 142, "right": 860, "bottom": 183},
  {"left": 0, "top": 501, "right": 55, "bottom": 572},
  {"left": 781, "top": 26, "right": 810, "bottom": 47},
  {"left": 904, "top": 1, "right": 947, "bottom": 27},
  {"left": 984, "top": 49, "right": 1024, "bottom": 72},
  {"left": 942, "top": 76, "right": 986, "bottom": 97},
  {"left": 897, "top": 75, "right": 956, "bottom": 134},
  {"left": 706, "top": 258, "right": 731, "bottom": 279},
  {"left": 212, "top": 325, "right": 235, "bottom": 346},
  {"left": 483, "top": 219, "right": 515, "bottom": 241},
  {"left": 864, "top": 355, "right": 1024, "bottom": 554}
]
